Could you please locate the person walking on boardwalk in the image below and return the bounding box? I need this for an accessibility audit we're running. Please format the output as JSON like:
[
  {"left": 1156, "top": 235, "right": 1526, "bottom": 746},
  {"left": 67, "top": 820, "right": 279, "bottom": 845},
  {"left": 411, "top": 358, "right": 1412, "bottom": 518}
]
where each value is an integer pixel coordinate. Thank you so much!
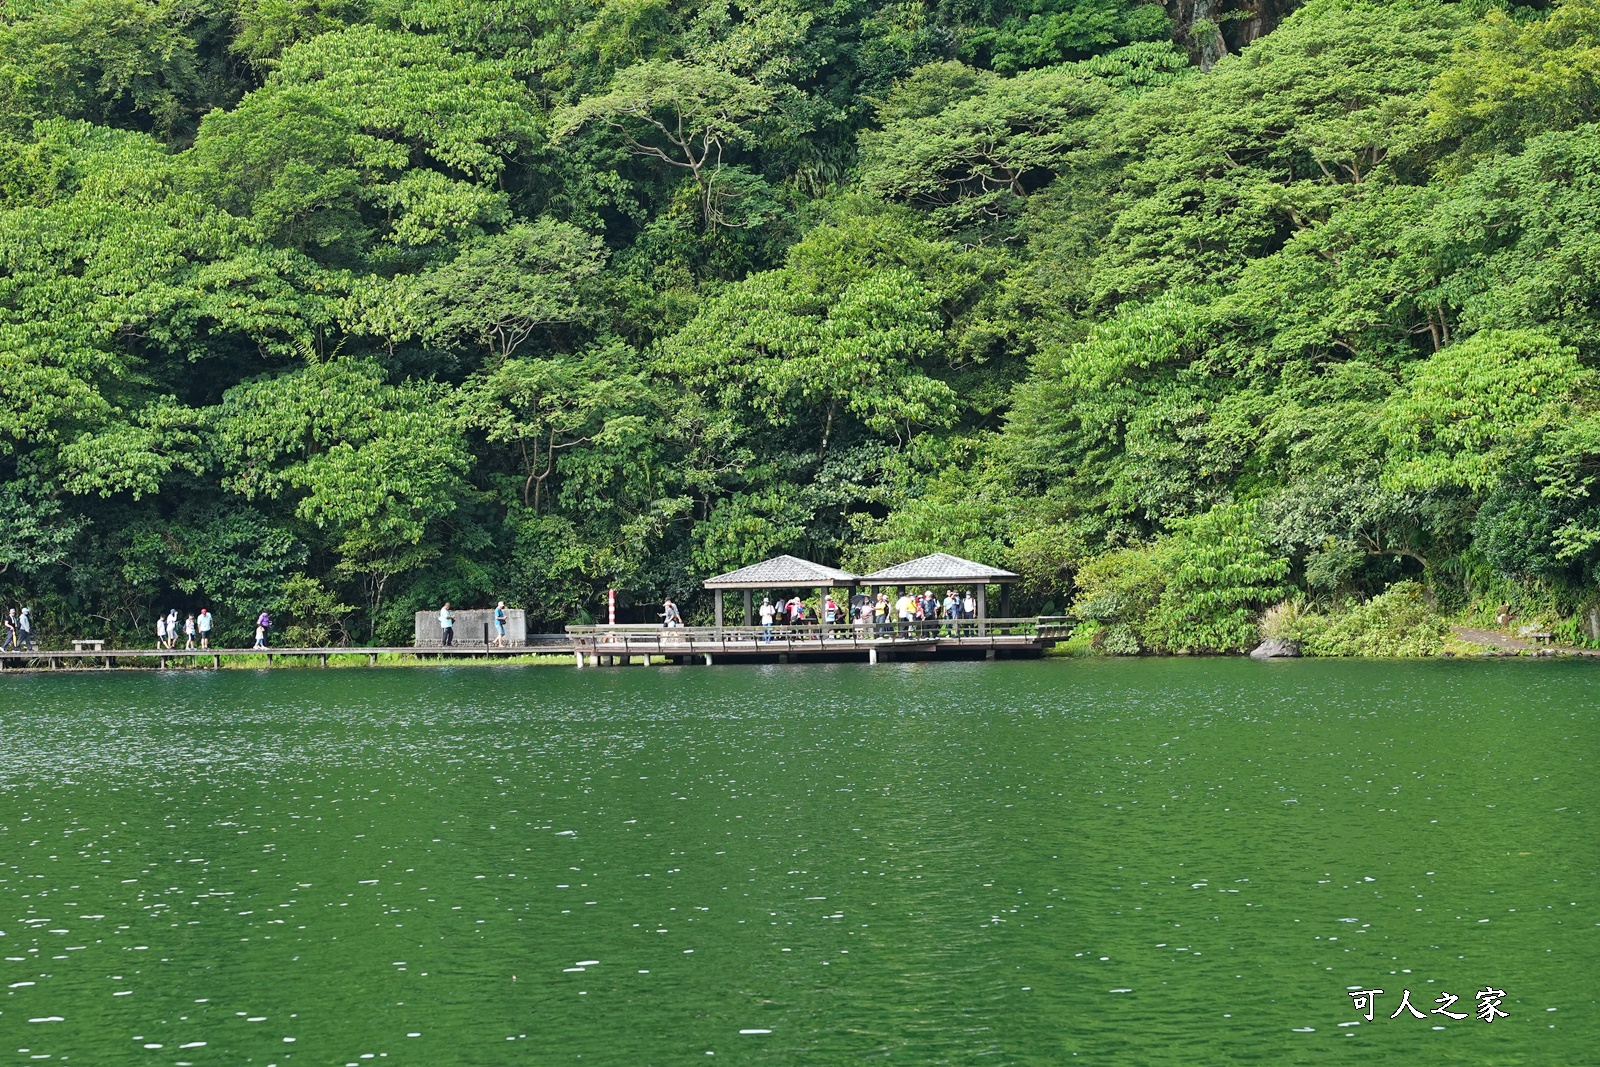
[
  {"left": 438, "top": 602, "right": 454, "bottom": 647},
  {"left": 18, "top": 606, "right": 36, "bottom": 651},
  {"left": 166, "top": 608, "right": 179, "bottom": 650},
  {"left": 154, "top": 612, "right": 167, "bottom": 650},
  {"left": 183, "top": 613, "right": 196, "bottom": 650},
  {"left": 255, "top": 610, "right": 271, "bottom": 649},
  {"left": 2, "top": 608, "right": 17, "bottom": 651},
  {"left": 493, "top": 601, "right": 507, "bottom": 647},
  {"left": 197, "top": 607, "right": 212, "bottom": 649}
]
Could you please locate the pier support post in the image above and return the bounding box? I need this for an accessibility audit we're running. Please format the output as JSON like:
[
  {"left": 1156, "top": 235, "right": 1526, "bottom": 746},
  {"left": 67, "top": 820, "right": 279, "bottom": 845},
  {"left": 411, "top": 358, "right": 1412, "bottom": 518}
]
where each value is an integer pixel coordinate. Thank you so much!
[
  {"left": 703, "top": 652, "right": 713, "bottom": 666},
  {"left": 159, "top": 656, "right": 166, "bottom": 670},
  {"left": 320, "top": 654, "right": 328, "bottom": 668},
  {"left": 868, "top": 647, "right": 877, "bottom": 665},
  {"left": 643, "top": 654, "right": 653, "bottom": 666},
  {"left": 985, "top": 649, "right": 996, "bottom": 661},
  {"left": 213, "top": 655, "right": 221, "bottom": 670},
  {"left": 369, "top": 653, "right": 378, "bottom": 667},
  {"left": 574, "top": 650, "right": 584, "bottom": 668}
]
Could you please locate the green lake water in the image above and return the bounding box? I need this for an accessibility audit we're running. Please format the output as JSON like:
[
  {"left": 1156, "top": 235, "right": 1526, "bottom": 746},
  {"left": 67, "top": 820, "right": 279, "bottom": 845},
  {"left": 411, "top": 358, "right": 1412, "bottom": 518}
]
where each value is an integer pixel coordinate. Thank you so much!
[{"left": 0, "top": 659, "right": 1594, "bottom": 1065}]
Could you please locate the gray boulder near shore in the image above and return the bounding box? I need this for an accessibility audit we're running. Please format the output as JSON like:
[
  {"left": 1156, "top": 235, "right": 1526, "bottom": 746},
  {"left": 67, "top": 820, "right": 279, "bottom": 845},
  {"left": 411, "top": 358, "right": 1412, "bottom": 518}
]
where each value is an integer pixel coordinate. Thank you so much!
[{"left": 1249, "top": 638, "right": 1300, "bottom": 660}]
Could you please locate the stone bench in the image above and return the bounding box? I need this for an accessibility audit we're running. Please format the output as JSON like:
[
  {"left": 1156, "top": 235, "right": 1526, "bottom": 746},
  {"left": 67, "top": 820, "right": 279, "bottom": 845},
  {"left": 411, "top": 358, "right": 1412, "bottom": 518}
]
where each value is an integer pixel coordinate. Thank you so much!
[{"left": 72, "top": 639, "right": 105, "bottom": 652}]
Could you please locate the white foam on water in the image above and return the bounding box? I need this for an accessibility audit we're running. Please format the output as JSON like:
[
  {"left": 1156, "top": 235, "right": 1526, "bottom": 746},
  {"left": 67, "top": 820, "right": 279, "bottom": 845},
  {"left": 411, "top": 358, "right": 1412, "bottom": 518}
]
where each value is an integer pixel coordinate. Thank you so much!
[{"left": 739, "top": 1029, "right": 772, "bottom": 1035}]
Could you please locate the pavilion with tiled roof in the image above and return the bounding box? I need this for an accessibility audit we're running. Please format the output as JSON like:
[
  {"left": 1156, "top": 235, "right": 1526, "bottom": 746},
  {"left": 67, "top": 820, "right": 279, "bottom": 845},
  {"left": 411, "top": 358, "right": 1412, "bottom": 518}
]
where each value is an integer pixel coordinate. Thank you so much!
[
  {"left": 857, "top": 553, "right": 1019, "bottom": 619},
  {"left": 702, "top": 555, "right": 859, "bottom": 626}
]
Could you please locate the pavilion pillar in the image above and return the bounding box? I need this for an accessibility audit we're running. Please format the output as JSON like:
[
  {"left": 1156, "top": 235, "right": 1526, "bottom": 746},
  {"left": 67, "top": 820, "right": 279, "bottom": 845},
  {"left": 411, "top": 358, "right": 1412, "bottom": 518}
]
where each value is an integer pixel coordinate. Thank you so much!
[
  {"left": 715, "top": 589, "right": 724, "bottom": 630},
  {"left": 817, "top": 585, "right": 826, "bottom": 639},
  {"left": 1000, "top": 584, "right": 1011, "bottom": 620},
  {"left": 976, "top": 585, "right": 987, "bottom": 637},
  {"left": 743, "top": 590, "right": 753, "bottom": 627}
]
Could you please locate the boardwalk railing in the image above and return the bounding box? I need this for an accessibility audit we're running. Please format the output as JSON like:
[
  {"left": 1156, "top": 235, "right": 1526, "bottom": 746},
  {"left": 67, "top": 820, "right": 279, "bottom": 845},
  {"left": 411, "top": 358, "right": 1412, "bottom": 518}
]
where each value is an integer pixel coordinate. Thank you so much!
[{"left": 566, "top": 617, "right": 1064, "bottom": 654}]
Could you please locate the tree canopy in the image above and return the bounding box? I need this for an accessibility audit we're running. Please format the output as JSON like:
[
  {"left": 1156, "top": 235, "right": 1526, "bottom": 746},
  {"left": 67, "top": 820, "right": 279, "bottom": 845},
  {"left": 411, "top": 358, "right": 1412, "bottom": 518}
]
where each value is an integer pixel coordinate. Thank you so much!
[{"left": 2, "top": 0, "right": 1595, "bottom": 645}]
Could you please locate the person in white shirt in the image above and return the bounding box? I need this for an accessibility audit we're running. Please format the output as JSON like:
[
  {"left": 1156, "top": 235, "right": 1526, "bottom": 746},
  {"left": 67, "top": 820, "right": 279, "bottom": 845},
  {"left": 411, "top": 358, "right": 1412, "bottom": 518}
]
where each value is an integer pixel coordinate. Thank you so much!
[
  {"left": 759, "top": 597, "right": 775, "bottom": 640},
  {"left": 438, "top": 602, "right": 455, "bottom": 647}
]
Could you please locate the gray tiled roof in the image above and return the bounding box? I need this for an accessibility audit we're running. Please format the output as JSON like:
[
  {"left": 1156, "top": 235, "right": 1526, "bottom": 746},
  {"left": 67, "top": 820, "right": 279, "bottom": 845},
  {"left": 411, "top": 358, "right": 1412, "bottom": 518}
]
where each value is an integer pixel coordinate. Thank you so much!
[
  {"left": 858, "top": 552, "right": 1018, "bottom": 584},
  {"left": 703, "top": 555, "right": 859, "bottom": 589}
]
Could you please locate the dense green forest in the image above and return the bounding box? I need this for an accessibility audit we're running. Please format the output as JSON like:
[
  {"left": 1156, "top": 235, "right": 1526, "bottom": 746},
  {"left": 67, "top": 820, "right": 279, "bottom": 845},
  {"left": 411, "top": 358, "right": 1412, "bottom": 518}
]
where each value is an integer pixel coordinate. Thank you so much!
[{"left": 4, "top": 0, "right": 1600, "bottom": 650}]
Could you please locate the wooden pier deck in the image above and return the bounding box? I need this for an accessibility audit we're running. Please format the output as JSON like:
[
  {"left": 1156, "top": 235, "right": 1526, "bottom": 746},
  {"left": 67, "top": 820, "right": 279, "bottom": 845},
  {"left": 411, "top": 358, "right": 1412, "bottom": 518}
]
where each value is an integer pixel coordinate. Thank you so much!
[
  {"left": 0, "top": 619, "right": 1070, "bottom": 671},
  {"left": 566, "top": 619, "right": 1068, "bottom": 666}
]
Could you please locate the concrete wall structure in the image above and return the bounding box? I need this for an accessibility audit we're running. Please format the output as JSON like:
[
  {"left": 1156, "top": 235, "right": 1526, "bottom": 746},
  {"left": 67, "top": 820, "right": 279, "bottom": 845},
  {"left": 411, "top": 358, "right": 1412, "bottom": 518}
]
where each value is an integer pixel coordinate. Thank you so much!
[{"left": 414, "top": 608, "right": 527, "bottom": 647}]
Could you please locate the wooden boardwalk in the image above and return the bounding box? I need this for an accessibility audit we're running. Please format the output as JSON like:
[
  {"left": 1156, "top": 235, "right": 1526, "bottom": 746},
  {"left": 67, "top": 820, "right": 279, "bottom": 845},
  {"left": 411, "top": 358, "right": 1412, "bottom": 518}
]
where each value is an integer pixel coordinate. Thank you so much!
[
  {"left": 0, "top": 640, "right": 575, "bottom": 671},
  {"left": 0, "top": 619, "right": 1071, "bottom": 671}
]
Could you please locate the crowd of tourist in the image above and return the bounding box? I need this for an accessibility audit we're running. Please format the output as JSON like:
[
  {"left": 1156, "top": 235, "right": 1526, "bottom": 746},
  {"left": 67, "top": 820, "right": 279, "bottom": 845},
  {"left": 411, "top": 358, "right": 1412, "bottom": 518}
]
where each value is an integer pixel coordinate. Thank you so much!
[
  {"left": 148, "top": 608, "right": 218, "bottom": 650},
  {"left": 750, "top": 589, "right": 982, "bottom": 639}
]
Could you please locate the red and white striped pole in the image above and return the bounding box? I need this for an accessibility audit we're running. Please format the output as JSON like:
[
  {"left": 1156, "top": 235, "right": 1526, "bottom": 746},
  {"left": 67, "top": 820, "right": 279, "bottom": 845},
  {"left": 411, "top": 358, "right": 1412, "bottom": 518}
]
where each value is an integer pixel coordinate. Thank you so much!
[{"left": 607, "top": 588, "right": 616, "bottom": 626}]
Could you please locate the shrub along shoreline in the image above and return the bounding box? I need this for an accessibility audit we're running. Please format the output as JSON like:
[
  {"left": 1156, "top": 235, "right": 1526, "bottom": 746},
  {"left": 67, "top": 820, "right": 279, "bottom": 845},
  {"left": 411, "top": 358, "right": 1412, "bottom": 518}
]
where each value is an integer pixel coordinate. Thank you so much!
[{"left": 1060, "top": 579, "right": 1592, "bottom": 658}]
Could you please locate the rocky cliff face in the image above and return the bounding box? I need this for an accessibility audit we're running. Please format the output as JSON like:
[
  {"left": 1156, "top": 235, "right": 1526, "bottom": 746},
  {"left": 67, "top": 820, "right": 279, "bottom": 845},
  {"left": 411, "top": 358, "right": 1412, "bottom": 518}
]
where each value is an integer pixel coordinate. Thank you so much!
[{"left": 1168, "top": 0, "right": 1302, "bottom": 69}]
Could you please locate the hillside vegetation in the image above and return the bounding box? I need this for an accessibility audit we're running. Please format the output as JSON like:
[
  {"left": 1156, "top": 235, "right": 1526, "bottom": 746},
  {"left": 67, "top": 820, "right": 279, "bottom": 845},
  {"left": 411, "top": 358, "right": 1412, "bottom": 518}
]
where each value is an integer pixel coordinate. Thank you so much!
[{"left": 2, "top": 0, "right": 1596, "bottom": 649}]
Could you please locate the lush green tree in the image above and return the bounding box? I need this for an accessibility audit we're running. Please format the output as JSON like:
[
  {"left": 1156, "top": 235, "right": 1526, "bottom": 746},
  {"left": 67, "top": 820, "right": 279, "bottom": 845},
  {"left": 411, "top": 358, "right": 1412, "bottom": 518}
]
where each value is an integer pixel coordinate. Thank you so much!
[
  {"left": 956, "top": 0, "right": 1173, "bottom": 73},
  {"left": 0, "top": 0, "right": 240, "bottom": 138},
  {"left": 1429, "top": 0, "right": 1600, "bottom": 161},
  {"left": 1093, "top": 0, "right": 1465, "bottom": 301},
  {"left": 1144, "top": 501, "right": 1291, "bottom": 652},
  {"left": 858, "top": 62, "right": 1111, "bottom": 231},
  {"left": 553, "top": 59, "right": 779, "bottom": 226},
  {"left": 1383, "top": 329, "right": 1593, "bottom": 493}
]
